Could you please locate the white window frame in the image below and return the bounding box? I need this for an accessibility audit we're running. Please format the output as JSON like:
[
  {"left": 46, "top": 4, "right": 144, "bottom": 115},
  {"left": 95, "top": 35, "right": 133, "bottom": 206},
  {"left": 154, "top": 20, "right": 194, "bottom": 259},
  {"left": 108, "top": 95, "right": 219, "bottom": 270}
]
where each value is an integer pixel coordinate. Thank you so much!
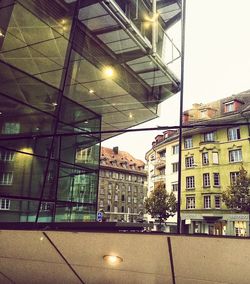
[
  {"left": 213, "top": 173, "right": 220, "bottom": 186},
  {"left": 184, "top": 137, "right": 193, "bottom": 149},
  {"left": 172, "top": 182, "right": 178, "bottom": 192},
  {"left": 186, "top": 176, "right": 195, "bottom": 189},
  {"left": 204, "top": 132, "right": 214, "bottom": 142},
  {"left": 204, "top": 196, "right": 211, "bottom": 209},
  {"left": 0, "top": 150, "right": 15, "bottom": 161},
  {"left": 230, "top": 172, "right": 239, "bottom": 185},
  {"left": 228, "top": 127, "right": 240, "bottom": 141},
  {"left": 215, "top": 196, "right": 221, "bottom": 209},
  {"left": 203, "top": 173, "right": 210, "bottom": 187},
  {"left": 202, "top": 152, "right": 209, "bottom": 165},
  {"left": 225, "top": 102, "right": 234, "bottom": 112},
  {"left": 186, "top": 196, "right": 195, "bottom": 209},
  {"left": 212, "top": 152, "right": 219, "bottom": 164},
  {"left": 229, "top": 149, "right": 242, "bottom": 163},
  {"left": 0, "top": 172, "right": 13, "bottom": 185},
  {"left": 172, "top": 144, "right": 179, "bottom": 155},
  {"left": 172, "top": 163, "right": 179, "bottom": 173},
  {"left": 185, "top": 156, "right": 194, "bottom": 168},
  {"left": 0, "top": 198, "right": 10, "bottom": 210}
]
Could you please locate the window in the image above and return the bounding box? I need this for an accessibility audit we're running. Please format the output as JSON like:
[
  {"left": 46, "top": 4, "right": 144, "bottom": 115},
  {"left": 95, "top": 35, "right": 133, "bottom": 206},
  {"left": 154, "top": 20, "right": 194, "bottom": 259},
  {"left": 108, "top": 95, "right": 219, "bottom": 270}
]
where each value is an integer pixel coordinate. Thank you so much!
[
  {"left": 204, "top": 196, "right": 211, "bottom": 209},
  {"left": 108, "top": 183, "right": 112, "bottom": 190},
  {"left": 99, "top": 200, "right": 104, "bottom": 207},
  {"left": 128, "top": 175, "right": 132, "bottom": 181},
  {"left": 0, "top": 199, "right": 10, "bottom": 210},
  {"left": 228, "top": 127, "right": 240, "bottom": 141},
  {"left": 134, "top": 197, "right": 137, "bottom": 204},
  {"left": 230, "top": 172, "right": 239, "bottom": 185},
  {"left": 119, "top": 173, "right": 125, "bottom": 180},
  {"left": 172, "top": 182, "right": 178, "bottom": 192},
  {"left": 229, "top": 149, "right": 242, "bottom": 162},
  {"left": 0, "top": 172, "right": 13, "bottom": 185},
  {"left": 128, "top": 185, "right": 131, "bottom": 192},
  {"left": 204, "top": 132, "right": 214, "bottom": 142},
  {"left": 108, "top": 194, "right": 112, "bottom": 200},
  {"left": 186, "top": 176, "right": 195, "bottom": 189},
  {"left": 40, "top": 202, "right": 53, "bottom": 211},
  {"left": 186, "top": 197, "right": 195, "bottom": 209},
  {"left": 128, "top": 196, "right": 131, "bottom": 202},
  {"left": 172, "top": 144, "right": 179, "bottom": 155},
  {"left": 114, "top": 195, "right": 118, "bottom": 201},
  {"left": 0, "top": 150, "right": 15, "bottom": 161},
  {"left": 212, "top": 152, "right": 219, "bottom": 164},
  {"left": 185, "top": 156, "right": 194, "bottom": 168},
  {"left": 215, "top": 196, "right": 221, "bottom": 209},
  {"left": 121, "top": 194, "right": 125, "bottom": 202},
  {"left": 213, "top": 173, "right": 220, "bottom": 186},
  {"left": 172, "top": 162, "right": 179, "bottom": 172},
  {"left": 184, "top": 137, "right": 193, "bottom": 149},
  {"left": 2, "top": 122, "right": 20, "bottom": 134},
  {"left": 121, "top": 206, "right": 125, "bottom": 213},
  {"left": 224, "top": 102, "right": 234, "bottom": 112},
  {"left": 100, "top": 188, "right": 105, "bottom": 194},
  {"left": 158, "top": 150, "right": 166, "bottom": 158},
  {"left": 202, "top": 152, "right": 209, "bottom": 165},
  {"left": 203, "top": 173, "right": 210, "bottom": 187},
  {"left": 114, "top": 206, "right": 118, "bottom": 213},
  {"left": 159, "top": 167, "right": 165, "bottom": 175}
]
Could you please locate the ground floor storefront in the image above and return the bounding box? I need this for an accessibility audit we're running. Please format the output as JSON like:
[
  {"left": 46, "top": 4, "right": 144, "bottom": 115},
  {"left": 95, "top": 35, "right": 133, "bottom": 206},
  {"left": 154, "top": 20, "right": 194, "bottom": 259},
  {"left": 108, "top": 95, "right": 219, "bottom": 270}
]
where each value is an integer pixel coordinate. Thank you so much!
[{"left": 181, "top": 212, "right": 249, "bottom": 237}]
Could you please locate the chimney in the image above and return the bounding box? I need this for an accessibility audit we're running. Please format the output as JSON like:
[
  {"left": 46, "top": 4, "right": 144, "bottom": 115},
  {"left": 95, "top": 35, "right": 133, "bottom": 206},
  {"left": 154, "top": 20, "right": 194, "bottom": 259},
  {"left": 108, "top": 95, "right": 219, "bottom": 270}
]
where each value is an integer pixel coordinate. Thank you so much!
[{"left": 113, "top": 146, "right": 119, "bottom": 155}]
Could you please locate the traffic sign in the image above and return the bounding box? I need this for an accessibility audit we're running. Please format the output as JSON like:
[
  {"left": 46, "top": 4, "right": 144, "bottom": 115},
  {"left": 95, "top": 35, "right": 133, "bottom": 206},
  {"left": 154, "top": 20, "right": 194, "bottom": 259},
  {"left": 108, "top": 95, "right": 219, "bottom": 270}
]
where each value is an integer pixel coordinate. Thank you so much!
[{"left": 97, "top": 211, "right": 103, "bottom": 222}]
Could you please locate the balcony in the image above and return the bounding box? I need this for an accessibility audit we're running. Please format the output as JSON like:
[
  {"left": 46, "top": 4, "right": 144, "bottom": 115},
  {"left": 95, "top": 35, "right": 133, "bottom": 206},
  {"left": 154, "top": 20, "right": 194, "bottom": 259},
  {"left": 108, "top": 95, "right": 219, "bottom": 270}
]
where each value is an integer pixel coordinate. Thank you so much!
[
  {"left": 151, "top": 174, "right": 165, "bottom": 183},
  {"left": 153, "top": 157, "right": 166, "bottom": 168}
]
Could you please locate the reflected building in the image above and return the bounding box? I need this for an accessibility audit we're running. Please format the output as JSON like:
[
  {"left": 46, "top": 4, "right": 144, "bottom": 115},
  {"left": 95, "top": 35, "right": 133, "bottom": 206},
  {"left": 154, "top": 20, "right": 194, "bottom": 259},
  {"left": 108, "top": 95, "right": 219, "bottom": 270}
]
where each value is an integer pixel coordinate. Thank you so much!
[
  {"left": 98, "top": 146, "right": 146, "bottom": 222},
  {"left": 146, "top": 91, "right": 250, "bottom": 236},
  {"left": 0, "top": 0, "right": 180, "bottom": 222}
]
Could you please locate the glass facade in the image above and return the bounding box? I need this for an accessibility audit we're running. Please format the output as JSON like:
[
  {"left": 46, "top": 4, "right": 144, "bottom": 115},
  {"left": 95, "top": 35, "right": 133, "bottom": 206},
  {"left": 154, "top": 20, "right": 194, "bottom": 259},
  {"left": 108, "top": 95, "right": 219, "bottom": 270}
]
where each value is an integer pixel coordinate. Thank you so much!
[{"left": 0, "top": 0, "right": 180, "bottom": 222}]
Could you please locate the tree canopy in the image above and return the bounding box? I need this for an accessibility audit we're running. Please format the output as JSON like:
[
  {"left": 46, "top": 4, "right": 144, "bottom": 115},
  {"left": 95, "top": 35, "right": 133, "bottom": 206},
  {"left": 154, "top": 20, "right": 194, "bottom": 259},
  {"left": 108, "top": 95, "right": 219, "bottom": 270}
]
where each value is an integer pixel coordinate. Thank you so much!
[
  {"left": 144, "top": 182, "right": 177, "bottom": 224},
  {"left": 222, "top": 166, "right": 250, "bottom": 212}
]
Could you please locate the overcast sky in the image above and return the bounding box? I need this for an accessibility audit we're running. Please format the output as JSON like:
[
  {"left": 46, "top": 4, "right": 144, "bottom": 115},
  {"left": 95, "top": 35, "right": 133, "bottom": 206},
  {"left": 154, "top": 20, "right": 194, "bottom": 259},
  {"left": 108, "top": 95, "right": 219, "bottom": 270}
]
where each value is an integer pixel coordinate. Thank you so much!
[{"left": 103, "top": 0, "right": 250, "bottom": 161}]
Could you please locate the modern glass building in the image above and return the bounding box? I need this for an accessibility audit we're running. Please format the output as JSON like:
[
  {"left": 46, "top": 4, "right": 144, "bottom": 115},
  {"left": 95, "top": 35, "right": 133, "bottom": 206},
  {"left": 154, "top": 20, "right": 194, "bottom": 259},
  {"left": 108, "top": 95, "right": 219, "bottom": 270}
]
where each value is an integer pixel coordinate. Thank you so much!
[{"left": 0, "top": 0, "right": 180, "bottom": 222}]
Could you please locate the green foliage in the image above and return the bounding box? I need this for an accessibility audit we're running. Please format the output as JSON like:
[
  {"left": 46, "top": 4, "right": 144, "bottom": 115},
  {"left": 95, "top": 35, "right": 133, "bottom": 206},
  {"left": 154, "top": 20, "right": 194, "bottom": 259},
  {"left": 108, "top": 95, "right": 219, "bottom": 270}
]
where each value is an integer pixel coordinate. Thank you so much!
[
  {"left": 144, "top": 182, "right": 177, "bottom": 224},
  {"left": 222, "top": 166, "right": 250, "bottom": 212}
]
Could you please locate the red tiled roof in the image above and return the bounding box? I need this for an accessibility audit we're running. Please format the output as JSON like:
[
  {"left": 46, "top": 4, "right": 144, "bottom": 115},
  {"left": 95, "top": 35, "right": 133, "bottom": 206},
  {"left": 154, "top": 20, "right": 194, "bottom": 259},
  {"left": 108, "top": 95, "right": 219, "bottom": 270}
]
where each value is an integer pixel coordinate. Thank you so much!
[{"left": 100, "top": 146, "right": 145, "bottom": 171}]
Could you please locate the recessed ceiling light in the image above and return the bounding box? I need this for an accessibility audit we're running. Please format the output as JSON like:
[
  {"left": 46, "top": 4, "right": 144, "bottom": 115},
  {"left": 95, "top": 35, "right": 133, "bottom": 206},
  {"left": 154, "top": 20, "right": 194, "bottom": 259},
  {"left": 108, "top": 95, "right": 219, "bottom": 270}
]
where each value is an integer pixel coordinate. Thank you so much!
[
  {"left": 103, "top": 255, "right": 123, "bottom": 265},
  {"left": 0, "top": 30, "right": 5, "bottom": 38},
  {"left": 52, "top": 102, "right": 58, "bottom": 106},
  {"left": 129, "top": 113, "right": 133, "bottom": 119},
  {"left": 89, "top": 89, "right": 94, "bottom": 94},
  {"left": 103, "top": 66, "right": 114, "bottom": 77}
]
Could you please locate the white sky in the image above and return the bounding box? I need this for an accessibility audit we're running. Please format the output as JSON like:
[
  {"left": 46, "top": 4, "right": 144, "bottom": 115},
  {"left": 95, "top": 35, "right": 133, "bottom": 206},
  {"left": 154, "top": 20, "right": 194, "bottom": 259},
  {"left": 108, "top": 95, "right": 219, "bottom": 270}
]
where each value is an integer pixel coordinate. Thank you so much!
[{"left": 103, "top": 0, "right": 250, "bottom": 161}]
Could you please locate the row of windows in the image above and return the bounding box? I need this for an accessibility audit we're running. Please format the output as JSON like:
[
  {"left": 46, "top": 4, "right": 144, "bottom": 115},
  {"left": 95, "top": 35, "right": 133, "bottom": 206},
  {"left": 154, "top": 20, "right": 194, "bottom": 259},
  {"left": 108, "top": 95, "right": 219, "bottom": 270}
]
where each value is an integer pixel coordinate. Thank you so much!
[
  {"left": 106, "top": 195, "right": 140, "bottom": 203},
  {"left": 104, "top": 204, "right": 141, "bottom": 213},
  {"left": 186, "top": 196, "right": 221, "bottom": 209},
  {"left": 186, "top": 172, "right": 239, "bottom": 189},
  {"left": 185, "top": 149, "right": 242, "bottom": 168},
  {"left": 100, "top": 170, "right": 145, "bottom": 183},
  {"left": 0, "top": 199, "right": 53, "bottom": 211},
  {"left": 184, "top": 127, "right": 242, "bottom": 149}
]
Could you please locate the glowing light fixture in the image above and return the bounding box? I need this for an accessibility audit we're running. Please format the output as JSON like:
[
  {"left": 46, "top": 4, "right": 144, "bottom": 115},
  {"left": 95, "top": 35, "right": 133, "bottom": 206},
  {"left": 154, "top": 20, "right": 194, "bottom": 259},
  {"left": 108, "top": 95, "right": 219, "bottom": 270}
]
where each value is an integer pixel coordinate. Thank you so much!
[
  {"left": 103, "top": 66, "right": 114, "bottom": 78},
  {"left": 129, "top": 113, "right": 133, "bottom": 119},
  {"left": 0, "top": 30, "right": 5, "bottom": 37},
  {"left": 52, "top": 102, "right": 58, "bottom": 107},
  {"left": 40, "top": 237, "right": 44, "bottom": 241},
  {"left": 89, "top": 89, "right": 94, "bottom": 94},
  {"left": 0, "top": 111, "right": 2, "bottom": 115},
  {"left": 103, "top": 255, "right": 123, "bottom": 265},
  {"left": 144, "top": 13, "right": 159, "bottom": 23}
]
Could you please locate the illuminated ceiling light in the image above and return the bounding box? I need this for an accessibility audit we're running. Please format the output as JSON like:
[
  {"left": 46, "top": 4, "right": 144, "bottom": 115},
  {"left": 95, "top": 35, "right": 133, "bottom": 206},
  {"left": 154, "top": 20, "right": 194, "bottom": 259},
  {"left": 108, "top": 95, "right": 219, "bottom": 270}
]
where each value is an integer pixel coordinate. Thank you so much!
[
  {"left": 84, "top": 120, "right": 88, "bottom": 124},
  {"left": 103, "top": 66, "right": 114, "bottom": 78},
  {"left": 129, "top": 113, "right": 133, "bottom": 119},
  {"left": 0, "top": 111, "right": 2, "bottom": 115},
  {"left": 144, "top": 13, "right": 159, "bottom": 23},
  {"left": 89, "top": 89, "right": 94, "bottom": 94},
  {"left": 61, "top": 19, "right": 66, "bottom": 25},
  {"left": 40, "top": 237, "right": 44, "bottom": 241},
  {"left": 103, "top": 255, "right": 123, "bottom": 265},
  {"left": 52, "top": 102, "right": 58, "bottom": 107},
  {"left": 0, "top": 30, "right": 5, "bottom": 38}
]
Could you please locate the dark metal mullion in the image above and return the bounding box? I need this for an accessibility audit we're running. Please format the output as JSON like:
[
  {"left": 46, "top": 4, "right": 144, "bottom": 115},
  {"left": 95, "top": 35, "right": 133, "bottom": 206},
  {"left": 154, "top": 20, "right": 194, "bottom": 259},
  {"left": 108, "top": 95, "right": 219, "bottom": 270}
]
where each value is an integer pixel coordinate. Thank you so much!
[
  {"left": 35, "top": 1, "right": 80, "bottom": 223},
  {"left": 52, "top": 135, "right": 62, "bottom": 222},
  {"left": 177, "top": 0, "right": 186, "bottom": 234},
  {"left": 1, "top": 121, "right": 250, "bottom": 142},
  {"left": 43, "top": 232, "right": 85, "bottom": 284},
  {"left": 167, "top": 237, "right": 176, "bottom": 284}
]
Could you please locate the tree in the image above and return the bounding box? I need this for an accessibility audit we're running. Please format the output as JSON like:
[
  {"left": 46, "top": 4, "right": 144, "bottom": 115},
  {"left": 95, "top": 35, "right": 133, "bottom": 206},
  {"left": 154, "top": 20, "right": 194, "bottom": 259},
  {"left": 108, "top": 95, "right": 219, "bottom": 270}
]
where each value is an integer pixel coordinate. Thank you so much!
[
  {"left": 145, "top": 182, "right": 177, "bottom": 227},
  {"left": 222, "top": 166, "right": 250, "bottom": 236}
]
